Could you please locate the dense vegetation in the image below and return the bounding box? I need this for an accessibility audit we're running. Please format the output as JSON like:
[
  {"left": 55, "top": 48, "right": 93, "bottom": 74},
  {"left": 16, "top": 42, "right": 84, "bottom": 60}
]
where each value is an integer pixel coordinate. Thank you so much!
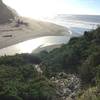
[
  {"left": 37, "top": 27, "right": 100, "bottom": 99},
  {"left": 0, "top": 54, "right": 56, "bottom": 100},
  {"left": 38, "top": 27, "right": 100, "bottom": 84},
  {"left": 0, "top": 27, "right": 100, "bottom": 99}
]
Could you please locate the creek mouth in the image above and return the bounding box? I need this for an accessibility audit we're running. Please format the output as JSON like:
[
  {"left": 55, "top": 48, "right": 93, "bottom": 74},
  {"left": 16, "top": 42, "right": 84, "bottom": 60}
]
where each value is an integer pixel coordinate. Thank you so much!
[{"left": 0, "top": 36, "right": 70, "bottom": 56}]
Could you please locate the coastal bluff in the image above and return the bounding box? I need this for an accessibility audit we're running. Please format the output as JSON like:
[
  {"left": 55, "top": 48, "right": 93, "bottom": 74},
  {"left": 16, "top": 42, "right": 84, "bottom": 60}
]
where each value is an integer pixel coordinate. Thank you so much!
[{"left": 0, "top": 0, "right": 15, "bottom": 24}]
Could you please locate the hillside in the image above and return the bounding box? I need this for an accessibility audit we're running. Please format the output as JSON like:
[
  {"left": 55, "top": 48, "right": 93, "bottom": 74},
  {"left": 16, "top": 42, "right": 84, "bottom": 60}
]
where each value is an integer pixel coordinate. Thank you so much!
[
  {"left": 0, "top": 0, "right": 15, "bottom": 24},
  {"left": 38, "top": 27, "right": 100, "bottom": 81},
  {"left": 37, "top": 27, "right": 100, "bottom": 99},
  {"left": 0, "top": 27, "right": 100, "bottom": 100}
]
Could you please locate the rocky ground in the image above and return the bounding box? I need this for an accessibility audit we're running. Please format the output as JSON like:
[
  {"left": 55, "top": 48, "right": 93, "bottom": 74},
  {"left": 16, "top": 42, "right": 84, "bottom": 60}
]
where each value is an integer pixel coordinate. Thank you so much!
[{"left": 50, "top": 72, "right": 81, "bottom": 100}]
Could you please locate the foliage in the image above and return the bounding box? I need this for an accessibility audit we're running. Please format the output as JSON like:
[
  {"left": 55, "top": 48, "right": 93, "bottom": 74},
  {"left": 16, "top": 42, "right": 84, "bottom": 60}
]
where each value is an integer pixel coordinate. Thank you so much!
[
  {"left": 0, "top": 53, "right": 41, "bottom": 66},
  {"left": 37, "top": 27, "right": 100, "bottom": 86},
  {"left": 0, "top": 54, "right": 56, "bottom": 100},
  {"left": 78, "top": 87, "right": 100, "bottom": 100},
  {"left": 0, "top": 27, "right": 100, "bottom": 99}
]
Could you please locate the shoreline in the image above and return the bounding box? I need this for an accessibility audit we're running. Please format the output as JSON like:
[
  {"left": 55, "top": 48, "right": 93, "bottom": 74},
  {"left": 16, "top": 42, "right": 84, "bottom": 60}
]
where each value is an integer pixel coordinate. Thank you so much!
[{"left": 0, "top": 18, "right": 70, "bottom": 49}]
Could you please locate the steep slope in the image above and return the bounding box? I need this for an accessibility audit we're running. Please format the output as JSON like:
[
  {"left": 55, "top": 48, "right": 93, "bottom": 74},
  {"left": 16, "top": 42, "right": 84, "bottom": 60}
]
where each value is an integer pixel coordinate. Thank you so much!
[
  {"left": 36, "top": 27, "right": 100, "bottom": 99},
  {"left": 0, "top": 0, "right": 15, "bottom": 24},
  {"left": 37, "top": 27, "right": 100, "bottom": 85},
  {"left": 0, "top": 28, "right": 100, "bottom": 100}
]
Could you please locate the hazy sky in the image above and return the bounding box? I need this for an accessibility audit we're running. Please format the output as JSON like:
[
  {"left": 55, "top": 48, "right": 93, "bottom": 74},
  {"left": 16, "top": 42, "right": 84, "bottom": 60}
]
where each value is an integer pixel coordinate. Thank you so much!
[
  {"left": 65, "top": 0, "right": 100, "bottom": 15},
  {"left": 3, "top": 0, "right": 100, "bottom": 19}
]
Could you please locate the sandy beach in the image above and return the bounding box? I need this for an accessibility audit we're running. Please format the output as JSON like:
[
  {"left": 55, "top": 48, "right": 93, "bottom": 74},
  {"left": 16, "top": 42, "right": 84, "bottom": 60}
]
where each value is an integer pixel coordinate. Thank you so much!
[{"left": 0, "top": 18, "right": 70, "bottom": 49}]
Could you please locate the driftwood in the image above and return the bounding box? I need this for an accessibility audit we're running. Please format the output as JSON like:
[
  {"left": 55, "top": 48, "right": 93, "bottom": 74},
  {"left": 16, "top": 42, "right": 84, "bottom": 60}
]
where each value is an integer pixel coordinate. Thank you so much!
[{"left": 2, "top": 35, "right": 12, "bottom": 37}]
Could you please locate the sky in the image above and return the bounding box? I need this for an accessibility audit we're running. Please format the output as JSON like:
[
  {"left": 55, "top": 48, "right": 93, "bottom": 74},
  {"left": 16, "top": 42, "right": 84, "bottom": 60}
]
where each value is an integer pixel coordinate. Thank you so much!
[
  {"left": 3, "top": 0, "right": 100, "bottom": 19},
  {"left": 64, "top": 0, "right": 100, "bottom": 15}
]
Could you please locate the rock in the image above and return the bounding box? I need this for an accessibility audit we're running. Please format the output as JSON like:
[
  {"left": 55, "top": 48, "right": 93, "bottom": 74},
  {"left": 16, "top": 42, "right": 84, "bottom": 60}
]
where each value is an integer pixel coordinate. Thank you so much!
[
  {"left": 34, "top": 64, "right": 43, "bottom": 74},
  {"left": 50, "top": 73, "right": 81, "bottom": 100}
]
